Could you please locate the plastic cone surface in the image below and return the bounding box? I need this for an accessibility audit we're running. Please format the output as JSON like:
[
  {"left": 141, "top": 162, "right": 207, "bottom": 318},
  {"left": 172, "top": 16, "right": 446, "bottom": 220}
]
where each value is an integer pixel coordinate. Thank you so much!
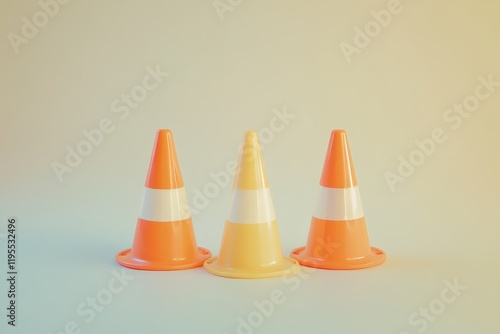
[
  {"left": 116, "top": 129, "right": 211, "bottom": 270},
  {"left": 291, "top": 130, "right": 386, "bottom": 269},
  {"left": 204, "top": 131, "right": 299, "bottom": 278}
]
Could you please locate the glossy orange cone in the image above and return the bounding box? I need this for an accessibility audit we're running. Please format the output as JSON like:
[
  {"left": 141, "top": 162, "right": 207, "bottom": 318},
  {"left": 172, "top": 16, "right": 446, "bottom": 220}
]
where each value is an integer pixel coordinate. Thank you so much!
[
  {"left": 116, "top": 129, "right": 211, "bottom": 270},
  {"left": 291, "top": 129, "right": 386, "bottom": 269},
  {"left": 204, "top": 131, "right": 299, "bottom": 278}
]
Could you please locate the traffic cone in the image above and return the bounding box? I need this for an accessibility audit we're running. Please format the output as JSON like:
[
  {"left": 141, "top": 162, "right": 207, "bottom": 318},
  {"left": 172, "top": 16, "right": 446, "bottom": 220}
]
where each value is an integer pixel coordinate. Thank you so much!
[
  {"left": 204, "top": 131, "right": 299, "bottom": 278},
  {"left": 116, "top": 129, "right": 211, "bottom": 270},
  {"left": 290, "top": 129, "right": 386, "bottom": 269}
]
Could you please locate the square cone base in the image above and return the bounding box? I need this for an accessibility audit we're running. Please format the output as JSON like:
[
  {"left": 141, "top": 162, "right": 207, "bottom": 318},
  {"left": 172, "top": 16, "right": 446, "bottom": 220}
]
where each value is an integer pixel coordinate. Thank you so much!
[
  {"left": 291, "top": 246, "right": 386, "bottom": 270},
  {"left": 116, "top": 247, "right": 211, "bottom": 271},
  {"left": 204, "top": 256, "right": 299, "bottom": 279}
]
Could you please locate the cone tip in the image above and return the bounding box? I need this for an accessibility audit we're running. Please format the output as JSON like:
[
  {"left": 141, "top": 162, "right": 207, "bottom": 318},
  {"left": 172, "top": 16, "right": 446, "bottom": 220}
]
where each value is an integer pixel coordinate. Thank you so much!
[
  {"left": 145, "top": 128, "right": 184, "bottom": 189},
  {"left": 233, "top": 130, "right": 268, "bottom": 190},
  {"left": 244, "top": 130, "right": 258, "bottom": 140},
  {"left": 156, "top": 129, "right": 173, "bottom": 137},
  {"left": 330, "top": 129, "right": 346, "bottom": 136},
  {"left": 321, "top": 129, "right": 358, "bottom": 188}
]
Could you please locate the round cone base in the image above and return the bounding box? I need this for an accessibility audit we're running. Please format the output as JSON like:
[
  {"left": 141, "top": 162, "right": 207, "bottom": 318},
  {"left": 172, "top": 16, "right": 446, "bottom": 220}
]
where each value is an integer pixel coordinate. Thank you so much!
[
  {"left": 291, "top": 246, "right": 386, "bottom": 270},
  {"left": 204, "top": 256, "right": 299, "bottom": 279},
  {"left": 116, "top": 247, "right": 211, "bottom": 271}
]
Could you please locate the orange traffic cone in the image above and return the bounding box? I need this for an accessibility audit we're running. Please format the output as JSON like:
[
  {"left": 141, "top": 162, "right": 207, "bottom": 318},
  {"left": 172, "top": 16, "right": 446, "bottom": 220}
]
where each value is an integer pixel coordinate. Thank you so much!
[
  {"left": 116, "top": 129, "right": 211, "bottom": 270},
  {"left": 204, "top": 131, "right": 299, "bottom": 278},
  {"left": 291, "top": 129, "right": 386, "bottom": 269}
]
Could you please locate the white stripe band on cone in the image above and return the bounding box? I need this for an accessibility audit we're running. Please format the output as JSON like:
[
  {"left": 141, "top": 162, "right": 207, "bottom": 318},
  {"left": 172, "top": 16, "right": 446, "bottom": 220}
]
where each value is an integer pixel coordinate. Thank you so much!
[
  {"left": 140, "top": 187, "right": 191, "bottom": 222},
  {"left": 313, "top": 186, "right": 364, "bottom": 221},
  {"left": 227, "top": 188, "right": 276, "bottom": 224}
]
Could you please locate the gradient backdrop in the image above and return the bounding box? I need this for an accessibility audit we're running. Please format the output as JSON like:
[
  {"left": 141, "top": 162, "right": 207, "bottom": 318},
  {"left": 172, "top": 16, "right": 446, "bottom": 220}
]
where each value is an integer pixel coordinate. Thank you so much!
[{"left": 1, "top": 0, "right": 499, "bottom": 333}]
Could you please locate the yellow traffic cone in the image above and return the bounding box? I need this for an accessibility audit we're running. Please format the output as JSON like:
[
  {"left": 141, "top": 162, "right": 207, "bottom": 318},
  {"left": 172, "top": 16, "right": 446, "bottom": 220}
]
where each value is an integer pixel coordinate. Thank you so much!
[{"left": 204, "top": 131, "right": 299, "bottom": 278}]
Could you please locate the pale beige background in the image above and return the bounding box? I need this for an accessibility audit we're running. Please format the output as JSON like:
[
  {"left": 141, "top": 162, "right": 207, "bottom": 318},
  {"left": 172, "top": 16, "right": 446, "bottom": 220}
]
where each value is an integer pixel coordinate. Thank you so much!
[{"left": 0, "top": 1, "right": 499, "bottom": 333}]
